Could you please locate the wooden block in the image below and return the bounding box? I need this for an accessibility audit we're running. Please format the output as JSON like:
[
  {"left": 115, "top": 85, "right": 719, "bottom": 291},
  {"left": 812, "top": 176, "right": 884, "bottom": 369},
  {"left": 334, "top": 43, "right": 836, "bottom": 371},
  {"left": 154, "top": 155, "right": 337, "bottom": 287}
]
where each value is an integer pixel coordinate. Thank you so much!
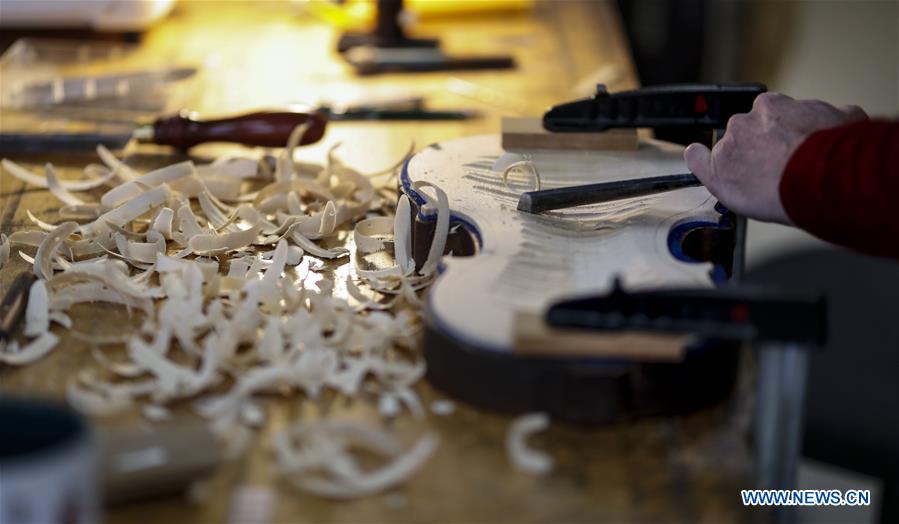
[
  {"left": 502, "top": 117, "right": 638, "bottom": 151},
  {"left": 513, "top": 312, "right": 687, "bottom": 361}
]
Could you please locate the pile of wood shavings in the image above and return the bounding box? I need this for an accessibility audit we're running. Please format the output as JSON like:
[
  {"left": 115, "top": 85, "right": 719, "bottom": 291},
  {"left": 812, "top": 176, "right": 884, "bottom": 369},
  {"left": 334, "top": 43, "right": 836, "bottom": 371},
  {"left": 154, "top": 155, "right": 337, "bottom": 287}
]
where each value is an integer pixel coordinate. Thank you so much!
[{"left": 0, "top": 127, "right": 451, "bottom": 497}]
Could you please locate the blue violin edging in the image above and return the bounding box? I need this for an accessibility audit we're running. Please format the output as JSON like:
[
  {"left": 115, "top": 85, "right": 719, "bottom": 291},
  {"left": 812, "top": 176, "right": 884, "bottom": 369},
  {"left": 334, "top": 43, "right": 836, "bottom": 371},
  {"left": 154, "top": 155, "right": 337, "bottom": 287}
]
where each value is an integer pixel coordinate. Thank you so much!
[
  {"left": 400, "top": 156, "right": 484, "bottom": 247},
  {"left": 667, "top": 219, "right": 732, "bottom": 286},
  {"left": 398, "top": 156, "right": 424, "bottom": 207}
]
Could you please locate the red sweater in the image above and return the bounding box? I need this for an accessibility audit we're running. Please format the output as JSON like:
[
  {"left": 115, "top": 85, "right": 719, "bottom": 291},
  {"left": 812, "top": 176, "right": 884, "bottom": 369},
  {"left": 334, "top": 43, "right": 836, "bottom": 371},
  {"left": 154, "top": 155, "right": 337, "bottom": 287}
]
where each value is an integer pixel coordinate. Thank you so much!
[{"left": 780, "top": 119, "right": 899, "bottom": 259}]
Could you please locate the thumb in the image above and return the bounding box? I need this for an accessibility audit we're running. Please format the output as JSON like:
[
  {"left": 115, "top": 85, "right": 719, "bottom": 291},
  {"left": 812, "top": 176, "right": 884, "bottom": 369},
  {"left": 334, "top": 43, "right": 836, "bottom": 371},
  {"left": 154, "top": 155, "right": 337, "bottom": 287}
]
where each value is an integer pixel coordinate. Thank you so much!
[{"left": 684, "top": 143, "right": 714, "bottom": 186}]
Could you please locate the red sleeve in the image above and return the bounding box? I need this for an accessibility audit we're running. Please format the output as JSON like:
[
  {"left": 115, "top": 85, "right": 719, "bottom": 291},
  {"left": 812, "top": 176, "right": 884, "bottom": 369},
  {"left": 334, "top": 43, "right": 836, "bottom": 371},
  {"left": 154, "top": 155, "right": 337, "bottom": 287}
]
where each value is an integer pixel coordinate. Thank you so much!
[{"left": 779, "top": 119, "right": 899, "bottom": 259}]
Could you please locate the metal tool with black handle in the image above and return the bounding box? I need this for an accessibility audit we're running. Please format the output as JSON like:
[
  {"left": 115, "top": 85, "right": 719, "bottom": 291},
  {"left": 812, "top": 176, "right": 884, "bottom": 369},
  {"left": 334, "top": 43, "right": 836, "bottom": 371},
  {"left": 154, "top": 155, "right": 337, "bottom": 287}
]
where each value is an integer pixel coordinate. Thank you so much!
[
  {"left": 0, "top": 110, "right": 328, "bottom": 154},
  {"left": 518, "top": 173, "right": 701, "bottom": 214}
]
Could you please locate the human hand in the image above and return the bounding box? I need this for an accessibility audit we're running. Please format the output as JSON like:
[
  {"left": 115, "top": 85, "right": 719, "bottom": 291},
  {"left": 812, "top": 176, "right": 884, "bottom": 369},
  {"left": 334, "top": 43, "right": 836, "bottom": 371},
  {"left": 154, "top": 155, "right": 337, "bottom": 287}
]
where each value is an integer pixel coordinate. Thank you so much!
[{"left": 684, "top": 93, "right": 868, "bottom": 224}]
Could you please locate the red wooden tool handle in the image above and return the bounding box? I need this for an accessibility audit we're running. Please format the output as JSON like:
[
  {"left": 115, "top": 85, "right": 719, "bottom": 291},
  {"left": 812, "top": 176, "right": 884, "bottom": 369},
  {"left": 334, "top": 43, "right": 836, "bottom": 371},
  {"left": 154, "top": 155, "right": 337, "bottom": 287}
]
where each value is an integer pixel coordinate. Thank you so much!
[{"left": 148, "top": 111, "right": 327, "bottom": 150}]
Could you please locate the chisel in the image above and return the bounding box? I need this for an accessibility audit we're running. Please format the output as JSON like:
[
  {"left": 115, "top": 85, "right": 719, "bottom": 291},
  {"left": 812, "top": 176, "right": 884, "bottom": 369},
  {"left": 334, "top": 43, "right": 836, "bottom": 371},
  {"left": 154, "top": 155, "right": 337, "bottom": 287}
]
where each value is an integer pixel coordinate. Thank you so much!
[
  {"left": 0, "top": 110, "right": 327, "bottom": 154},
  {"left": 517, "top": 173, "right": 702, "bottom": 214}
]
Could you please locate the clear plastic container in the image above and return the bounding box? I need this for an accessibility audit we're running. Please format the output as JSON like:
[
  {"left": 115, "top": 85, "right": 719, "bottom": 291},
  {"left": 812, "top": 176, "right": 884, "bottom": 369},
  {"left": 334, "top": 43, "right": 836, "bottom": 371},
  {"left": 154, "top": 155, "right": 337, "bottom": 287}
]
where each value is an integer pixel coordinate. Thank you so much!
[
  {"left": 0, "top": 38, "right": 197, "bottom": 118},
  {"left": 0, "top": 38, "right": 200, "bottom": 151}
]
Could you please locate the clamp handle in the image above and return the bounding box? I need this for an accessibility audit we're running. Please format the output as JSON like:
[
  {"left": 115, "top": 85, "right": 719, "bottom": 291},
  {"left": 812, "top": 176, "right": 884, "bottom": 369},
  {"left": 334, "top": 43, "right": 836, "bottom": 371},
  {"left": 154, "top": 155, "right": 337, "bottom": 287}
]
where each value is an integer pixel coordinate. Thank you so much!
[
  {"left": 546, "top": 280, "right": 826, "bottom": 346},
  {"left": 543, "top": 82, "right": 767, "bottom": 132}
]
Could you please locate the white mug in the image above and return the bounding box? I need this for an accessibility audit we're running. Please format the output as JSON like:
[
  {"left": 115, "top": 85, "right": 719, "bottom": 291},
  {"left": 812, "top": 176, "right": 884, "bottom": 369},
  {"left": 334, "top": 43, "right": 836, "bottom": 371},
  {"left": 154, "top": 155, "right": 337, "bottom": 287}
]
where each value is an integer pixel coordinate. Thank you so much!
[{"left": 0, "top": 397, "right": 100, "bottom": 524}]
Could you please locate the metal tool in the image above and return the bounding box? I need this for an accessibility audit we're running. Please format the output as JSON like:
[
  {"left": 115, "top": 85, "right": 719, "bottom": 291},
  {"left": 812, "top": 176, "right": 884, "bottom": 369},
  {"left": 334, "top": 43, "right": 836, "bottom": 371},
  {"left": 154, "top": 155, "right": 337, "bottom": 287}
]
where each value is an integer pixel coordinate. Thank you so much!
[
  {"left": 0, "top": 272, "right": 37, "bottom": 342},
  {"left": 11, "top": 67, "right": 197, "bottom": 108},
  {"left": 0, "top": 110, "right": 327, "bottom": 154},
  {"left": 0, "top": 132, "right": 136, "bottom": 154},
  {"left": 324, "top": 105, "right": 479, "bottom": 121},
  {"left": 315, "top": 96, "right": 480, "bottom": 121},
  {"left": 344, "top": 46, "right": 515, "bottom": 76},
  {"left": 337, "top": 0, "right": 515, "bottom": 75},
  {"left": 517, "top": 173, "right": 701, "bottom": 213},
  {"left": 543, "top": 82, "right": 766, "bottom": 132},
  {"left": 0, "top": 97, "right": 478, "bottom": 154},
  {"left": 337, "top": 0, "right": 438, "bottom": 53}
]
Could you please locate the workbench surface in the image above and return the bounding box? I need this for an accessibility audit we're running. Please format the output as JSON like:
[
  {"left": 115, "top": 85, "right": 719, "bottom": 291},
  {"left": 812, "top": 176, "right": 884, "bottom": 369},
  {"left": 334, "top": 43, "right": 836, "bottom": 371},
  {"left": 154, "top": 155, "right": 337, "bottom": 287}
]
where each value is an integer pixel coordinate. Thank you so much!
[{"left": 0, "top": 2, "right": 757, "bottom": 522}]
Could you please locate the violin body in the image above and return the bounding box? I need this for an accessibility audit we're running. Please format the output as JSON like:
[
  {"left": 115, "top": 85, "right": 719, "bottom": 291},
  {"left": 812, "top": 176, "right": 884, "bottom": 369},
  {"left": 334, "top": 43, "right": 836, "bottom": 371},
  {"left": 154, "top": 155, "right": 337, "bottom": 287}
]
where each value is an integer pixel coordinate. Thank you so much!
[{"left": 402, "top": 135, "right": 741, "bottom": 423}]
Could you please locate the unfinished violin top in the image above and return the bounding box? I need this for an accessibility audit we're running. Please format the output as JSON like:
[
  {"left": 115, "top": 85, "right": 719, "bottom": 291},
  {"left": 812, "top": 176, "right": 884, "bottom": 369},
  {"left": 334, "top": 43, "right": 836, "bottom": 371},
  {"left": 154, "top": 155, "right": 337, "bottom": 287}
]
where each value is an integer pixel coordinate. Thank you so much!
[{"left": 402, "top": 134, "right": 723, "bottom": 352}]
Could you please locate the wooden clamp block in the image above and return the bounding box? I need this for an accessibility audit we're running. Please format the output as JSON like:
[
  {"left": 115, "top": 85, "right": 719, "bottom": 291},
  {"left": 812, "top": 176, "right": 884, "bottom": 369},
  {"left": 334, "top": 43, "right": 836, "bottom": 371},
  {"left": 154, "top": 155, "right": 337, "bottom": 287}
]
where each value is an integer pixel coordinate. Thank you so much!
[
  {"left": 513, "top": 312, "right": 687, "bottom": 361},
  {"left": 502, "top": 117, "right": 638, "bottom": 151}
]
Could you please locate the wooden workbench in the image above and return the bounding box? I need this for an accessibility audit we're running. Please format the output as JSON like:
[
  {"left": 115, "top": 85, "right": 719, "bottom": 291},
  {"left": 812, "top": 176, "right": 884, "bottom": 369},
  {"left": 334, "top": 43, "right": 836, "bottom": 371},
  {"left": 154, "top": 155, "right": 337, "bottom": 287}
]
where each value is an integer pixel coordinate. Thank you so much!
[{"left": 0, "top": 1, "right": 758, "bottom": 522}]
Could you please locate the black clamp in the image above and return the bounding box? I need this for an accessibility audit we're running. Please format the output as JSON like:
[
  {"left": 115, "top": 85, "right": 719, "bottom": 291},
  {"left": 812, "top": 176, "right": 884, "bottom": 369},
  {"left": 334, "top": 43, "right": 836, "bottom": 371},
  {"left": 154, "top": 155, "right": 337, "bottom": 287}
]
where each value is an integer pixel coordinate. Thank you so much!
[
  {"left": 546, "top": 280, "right": 826, "bottom": 347},
  {"left": 543, "top": 82, "right": 767, "bottom": 132}
]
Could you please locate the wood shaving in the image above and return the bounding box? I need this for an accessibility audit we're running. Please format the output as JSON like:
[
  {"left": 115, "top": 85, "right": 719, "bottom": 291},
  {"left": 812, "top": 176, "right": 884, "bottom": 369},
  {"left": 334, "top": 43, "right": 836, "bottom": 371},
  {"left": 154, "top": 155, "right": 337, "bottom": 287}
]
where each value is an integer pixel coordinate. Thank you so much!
[
  {"left": 393, "top": 196, "right": 414, "bottom": 274},
  {"left": 506, "top": 413, "right": 553, "bottom": 475},
  {"left": 501, "top": 156, "right": 541, "bottom": 192},
  {"left": 353, "top": 216, "right": 394, "bottom": 254},
  {"left": 45, "top": 163, "right": 86, "bottom": 206},
  {"left": 2, "top": 134, "right": 452, "bottom": 500},
  {"left": 228, "top": 485, "right": 276, "bottom": 524},
  {"left": 96, "top": 144, "right": 137, "bottom": 181},
  {"left": 409, "top": 182, "right": 449, "bottom": 276},
  {"left": 143, "top": 404, "right": 172, "bottom": 421},
  {"left": 378, "top": 394, "right": 402, "bottom": 418},
  {"left": 59, "top": 205, "right": 102, "bottom": 220},
  {"left": 24, "top": 279, "right": 49, "bottom": 338},
  {"left": 429, "top": 399, "right": 455, "bottom": 416},
  {"left": 48, "top": 311, "right": 72, "bottom": 329},
  {"left": 34, "top": 222, "right": 79, "bottom": 280},
  {"left": 2, "top": 158, "right": 115, "bottom": 190},
  {"left": 101, "top": 160, "right": 194, "bottom": 208},
  {"left": 274, "top": 420, "right": 439, "bottom": 499},
  {"left": 0, "top": 332, "right": 59, "bottom": 365},
  {"left": 188, "top": 220, "right": 263, "bottom": 255}
]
